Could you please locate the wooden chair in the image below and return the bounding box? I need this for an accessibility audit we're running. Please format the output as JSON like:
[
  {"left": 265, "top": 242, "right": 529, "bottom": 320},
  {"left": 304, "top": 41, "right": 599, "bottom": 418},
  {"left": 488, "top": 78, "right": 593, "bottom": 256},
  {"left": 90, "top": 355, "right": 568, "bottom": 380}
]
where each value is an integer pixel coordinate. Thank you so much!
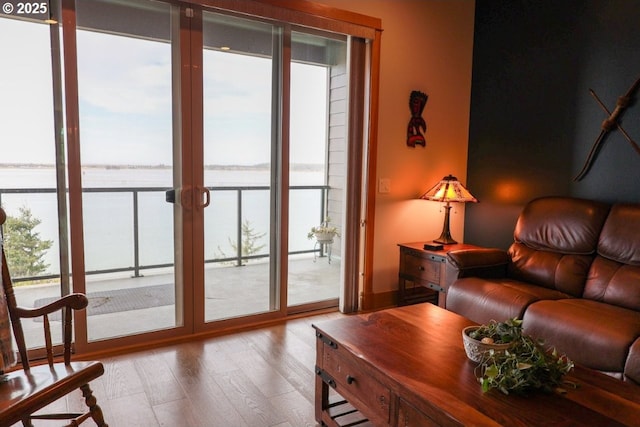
[{"left": 0, "top": 207, "right": 107, "bottom": 427}]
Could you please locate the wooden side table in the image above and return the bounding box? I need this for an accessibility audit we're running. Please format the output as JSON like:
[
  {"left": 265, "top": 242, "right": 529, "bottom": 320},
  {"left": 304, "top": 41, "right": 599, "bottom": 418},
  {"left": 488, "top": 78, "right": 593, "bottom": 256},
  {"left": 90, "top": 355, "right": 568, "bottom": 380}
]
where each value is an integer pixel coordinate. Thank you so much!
[{"left": 398, "top": 242, "right": 480, "bottom": 307}]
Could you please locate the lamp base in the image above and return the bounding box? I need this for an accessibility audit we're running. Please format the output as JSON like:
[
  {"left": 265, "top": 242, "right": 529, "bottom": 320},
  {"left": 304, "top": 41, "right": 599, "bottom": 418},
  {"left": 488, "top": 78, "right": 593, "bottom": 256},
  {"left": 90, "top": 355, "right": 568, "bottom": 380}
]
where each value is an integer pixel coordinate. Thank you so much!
[
  {"left": 433, "top": 236, "right": 458, "bottom": 245},
  {"left": 433, "top": 203, "right": 458, "bottom": 245}
]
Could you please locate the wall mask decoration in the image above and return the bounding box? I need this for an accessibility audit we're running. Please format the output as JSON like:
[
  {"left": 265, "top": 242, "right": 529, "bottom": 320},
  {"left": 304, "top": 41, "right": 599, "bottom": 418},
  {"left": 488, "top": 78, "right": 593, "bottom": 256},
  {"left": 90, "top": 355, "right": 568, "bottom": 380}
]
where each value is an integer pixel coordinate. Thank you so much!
[
  {"left": 407, "top": 90, "right": 428, "bottom": 147},
  {"left": 574, "top": 76, "right": 640, "bottom": 181}
]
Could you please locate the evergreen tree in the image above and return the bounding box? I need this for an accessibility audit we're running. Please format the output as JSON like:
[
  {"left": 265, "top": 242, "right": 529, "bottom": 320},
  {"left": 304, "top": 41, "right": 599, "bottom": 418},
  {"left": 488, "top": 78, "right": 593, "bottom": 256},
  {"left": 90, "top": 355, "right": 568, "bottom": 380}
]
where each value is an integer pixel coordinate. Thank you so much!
[
  {"left": 215, "top": 219, "right": 266, "bottom": 265},
  {"left": 3, "top": 206, "right": 53, "bottom": 279},
  {"left": 235, "top": 219, "right": 266, "bottom": 258}
]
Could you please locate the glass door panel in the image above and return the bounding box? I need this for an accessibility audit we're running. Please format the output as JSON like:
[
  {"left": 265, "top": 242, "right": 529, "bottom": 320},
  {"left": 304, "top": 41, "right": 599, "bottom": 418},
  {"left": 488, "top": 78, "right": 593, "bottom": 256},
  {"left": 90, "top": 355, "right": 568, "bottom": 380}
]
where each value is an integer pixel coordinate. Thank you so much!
[
  {"left": 202, "top": 12, "right": 276, "bottom": 322},
  {"left": 0, "top": 10, "right": 65, "bottom": 348},
  {"left": 75, "top": 0, "right": 177, "bottom": 340},
  {"left": 288, "top": 32, "right": 346, "bottom": 308}
]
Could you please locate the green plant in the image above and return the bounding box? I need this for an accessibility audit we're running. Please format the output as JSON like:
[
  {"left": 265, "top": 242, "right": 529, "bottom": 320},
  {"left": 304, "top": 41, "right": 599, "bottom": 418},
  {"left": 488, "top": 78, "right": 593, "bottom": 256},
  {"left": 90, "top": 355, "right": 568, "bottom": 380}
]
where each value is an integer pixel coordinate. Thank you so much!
[
  {"left": 216, "top": 220, "right": 266, "bottom": 265},
  {"left": 471, "top": 319, "right": 574, "bottom": 395},
  {"left": 468, "top": 318, "right": 523, "bottom": 344},
  {"left": 235, "top": 219, "right": 266, "bottom": 257},
  {"left": 2, "top": 206, "right": 53, "bottom": 281},
  {"left": 307, "top": 217, "right": 340, "bottom": 240}
]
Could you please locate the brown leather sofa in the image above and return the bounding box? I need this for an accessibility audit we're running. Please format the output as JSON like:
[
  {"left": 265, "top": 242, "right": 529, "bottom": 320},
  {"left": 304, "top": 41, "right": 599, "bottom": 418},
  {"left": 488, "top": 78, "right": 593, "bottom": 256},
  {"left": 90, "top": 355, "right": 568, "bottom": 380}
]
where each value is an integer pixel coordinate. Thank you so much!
[{"left": 445, "top": 196, "right": 640, "bottom": 384}]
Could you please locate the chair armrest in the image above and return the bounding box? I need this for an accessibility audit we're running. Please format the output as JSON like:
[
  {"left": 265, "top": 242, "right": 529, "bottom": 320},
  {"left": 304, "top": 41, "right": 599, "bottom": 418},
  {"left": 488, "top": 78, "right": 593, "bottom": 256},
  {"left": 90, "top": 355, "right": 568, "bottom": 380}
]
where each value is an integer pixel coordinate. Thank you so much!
[
  {"left": 447, "top": 248, "right": 510, "bottom": 278},
  {"left": 14, "top": 293, "right": 88, "bottom": 319}
]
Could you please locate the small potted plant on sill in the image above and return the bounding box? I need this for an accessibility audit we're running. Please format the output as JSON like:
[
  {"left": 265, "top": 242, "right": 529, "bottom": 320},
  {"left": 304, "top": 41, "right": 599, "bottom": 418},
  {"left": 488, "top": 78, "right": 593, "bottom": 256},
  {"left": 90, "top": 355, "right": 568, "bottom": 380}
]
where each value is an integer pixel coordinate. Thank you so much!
[
  {"left": 463, "top": 318, "right": 575, "bottom": 395},
  {"left": 307, "top": 217, "right": 340, "bottom": 244}
]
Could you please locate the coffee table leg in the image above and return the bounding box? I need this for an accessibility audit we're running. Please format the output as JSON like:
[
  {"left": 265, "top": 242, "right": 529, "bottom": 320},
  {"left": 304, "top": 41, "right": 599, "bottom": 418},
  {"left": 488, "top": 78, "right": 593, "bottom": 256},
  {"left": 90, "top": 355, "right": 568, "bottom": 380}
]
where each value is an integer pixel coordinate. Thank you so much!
[{"left": 315, "top": 366, "right": 330, "bottom": 422}]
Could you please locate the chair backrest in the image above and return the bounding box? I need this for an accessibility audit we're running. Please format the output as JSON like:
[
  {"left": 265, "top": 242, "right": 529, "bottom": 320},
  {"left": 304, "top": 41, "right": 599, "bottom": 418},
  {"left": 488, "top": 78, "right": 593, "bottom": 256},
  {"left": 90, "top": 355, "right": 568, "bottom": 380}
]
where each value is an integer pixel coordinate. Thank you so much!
[
  {"left": 1, "top": 206, "right": 31, "bottom": 370},
  {"left": 0, "top": 209, "right": 17, "bottom": 373},
  {"left": 1, "top": 206, "right": 86, "bottom": 371}
]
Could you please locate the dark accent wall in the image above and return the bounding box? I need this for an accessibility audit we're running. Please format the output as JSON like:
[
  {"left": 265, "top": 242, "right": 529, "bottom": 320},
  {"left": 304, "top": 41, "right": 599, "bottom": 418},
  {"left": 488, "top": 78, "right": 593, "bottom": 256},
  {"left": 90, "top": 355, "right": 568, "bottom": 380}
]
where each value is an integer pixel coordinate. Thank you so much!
[{"left": 465, "top": 0, "right": 640, "bottom": 250}]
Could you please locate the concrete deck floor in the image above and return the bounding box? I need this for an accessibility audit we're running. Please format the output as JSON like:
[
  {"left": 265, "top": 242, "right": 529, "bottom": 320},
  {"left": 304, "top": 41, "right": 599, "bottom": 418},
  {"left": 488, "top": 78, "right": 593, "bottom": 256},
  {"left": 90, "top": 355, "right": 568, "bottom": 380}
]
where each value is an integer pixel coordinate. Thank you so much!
[{"left": 12, "top": 254, "right": 340, "bottom": 345}]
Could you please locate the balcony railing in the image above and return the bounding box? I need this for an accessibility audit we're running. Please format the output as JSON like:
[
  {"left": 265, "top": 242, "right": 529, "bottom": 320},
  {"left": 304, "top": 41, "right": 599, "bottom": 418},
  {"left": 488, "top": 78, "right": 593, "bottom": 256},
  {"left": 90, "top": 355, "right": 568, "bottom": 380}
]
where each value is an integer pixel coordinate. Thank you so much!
[{"left": 0, "top": 184, "right": 330, "bottom": 283}]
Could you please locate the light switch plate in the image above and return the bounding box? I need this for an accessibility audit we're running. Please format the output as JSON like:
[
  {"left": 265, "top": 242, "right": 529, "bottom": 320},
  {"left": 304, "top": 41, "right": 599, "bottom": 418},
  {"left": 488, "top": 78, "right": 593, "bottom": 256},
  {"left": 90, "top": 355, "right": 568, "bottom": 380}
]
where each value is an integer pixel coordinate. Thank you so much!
[{"left": 379, "top": 178, "right": 390, "bottom": 193}]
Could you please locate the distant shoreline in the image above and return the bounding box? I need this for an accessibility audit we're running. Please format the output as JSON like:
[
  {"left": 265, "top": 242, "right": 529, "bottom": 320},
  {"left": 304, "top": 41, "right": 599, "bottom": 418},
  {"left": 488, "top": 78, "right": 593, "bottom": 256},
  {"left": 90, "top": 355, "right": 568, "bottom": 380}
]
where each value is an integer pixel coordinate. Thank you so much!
[{"left": 0, "top": 163, "right": 324, "bottom": 171}]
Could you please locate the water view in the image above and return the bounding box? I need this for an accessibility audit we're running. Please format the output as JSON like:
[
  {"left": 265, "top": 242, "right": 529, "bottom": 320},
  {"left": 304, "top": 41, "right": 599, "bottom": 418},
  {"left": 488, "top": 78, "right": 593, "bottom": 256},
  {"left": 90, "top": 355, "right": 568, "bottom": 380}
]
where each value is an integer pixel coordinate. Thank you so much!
[{"left": 0, "top": 164, "right": 327, "bottom": 279}]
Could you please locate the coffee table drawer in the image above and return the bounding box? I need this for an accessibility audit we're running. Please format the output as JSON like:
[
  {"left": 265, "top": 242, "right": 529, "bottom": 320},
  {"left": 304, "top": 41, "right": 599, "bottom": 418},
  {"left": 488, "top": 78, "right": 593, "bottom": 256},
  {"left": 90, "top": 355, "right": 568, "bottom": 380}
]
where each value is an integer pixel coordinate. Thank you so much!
[
  {"left": 398, "top": 399, "right": 439, "bottom": 427},
  {"left": 321, "top": 343, "right": 391, "bottom": 424}
]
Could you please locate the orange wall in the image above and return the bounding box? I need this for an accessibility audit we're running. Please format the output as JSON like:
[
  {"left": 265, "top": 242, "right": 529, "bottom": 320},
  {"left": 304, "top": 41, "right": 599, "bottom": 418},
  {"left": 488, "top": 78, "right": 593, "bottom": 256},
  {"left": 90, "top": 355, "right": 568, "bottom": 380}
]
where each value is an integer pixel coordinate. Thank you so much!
[{"left": 309, "top": 0, "right": 476, "bottom": 305}]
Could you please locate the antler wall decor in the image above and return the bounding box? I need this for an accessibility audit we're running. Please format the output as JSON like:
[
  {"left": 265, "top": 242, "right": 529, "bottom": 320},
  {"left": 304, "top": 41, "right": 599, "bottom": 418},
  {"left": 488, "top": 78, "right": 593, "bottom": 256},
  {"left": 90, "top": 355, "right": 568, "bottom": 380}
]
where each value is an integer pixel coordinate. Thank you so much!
[
  {"left": 574, "top": 76, "right": 640, "bottom": 181},
  {"left": 407, "top": 90, "right": 428, "bottom": 147}
]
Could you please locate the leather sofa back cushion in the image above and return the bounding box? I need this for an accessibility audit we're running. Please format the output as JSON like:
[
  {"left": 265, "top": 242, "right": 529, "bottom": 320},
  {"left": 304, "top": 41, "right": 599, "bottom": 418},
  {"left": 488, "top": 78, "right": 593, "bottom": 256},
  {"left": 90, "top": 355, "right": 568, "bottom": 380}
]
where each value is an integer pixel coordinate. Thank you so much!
[
  {"left": 514, "top": 197, "right": 610, "bottom": 255},
  {"left": 508, "top": 243, "right": 593, "bottom": 296},
  {"left": 598, "top": 203, "right": 640, "bottom": 266},
  {"left": 584, "top": 256, "right": 640, "bottom": 311}
]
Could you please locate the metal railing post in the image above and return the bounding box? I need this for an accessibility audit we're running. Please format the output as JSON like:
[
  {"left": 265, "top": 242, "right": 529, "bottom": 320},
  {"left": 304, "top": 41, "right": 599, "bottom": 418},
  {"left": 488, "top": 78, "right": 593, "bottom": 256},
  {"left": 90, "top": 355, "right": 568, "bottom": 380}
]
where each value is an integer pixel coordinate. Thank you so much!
[
  {"left": 132, "top": 190, "right": 141, "bottom": 277},
  {"left": 236, "top": 188, "right": 243, "bottom": 266},
  {"left": 320, "top": 187, "right": 327, "bottom": 257}
]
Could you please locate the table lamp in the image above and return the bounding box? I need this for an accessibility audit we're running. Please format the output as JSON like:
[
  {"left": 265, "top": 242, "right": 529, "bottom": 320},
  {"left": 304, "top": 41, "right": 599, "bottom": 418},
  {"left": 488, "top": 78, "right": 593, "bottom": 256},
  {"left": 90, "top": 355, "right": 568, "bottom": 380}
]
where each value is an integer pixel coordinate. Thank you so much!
[{"left": 420, "top": 175, "right": 477, "bottom": 244}]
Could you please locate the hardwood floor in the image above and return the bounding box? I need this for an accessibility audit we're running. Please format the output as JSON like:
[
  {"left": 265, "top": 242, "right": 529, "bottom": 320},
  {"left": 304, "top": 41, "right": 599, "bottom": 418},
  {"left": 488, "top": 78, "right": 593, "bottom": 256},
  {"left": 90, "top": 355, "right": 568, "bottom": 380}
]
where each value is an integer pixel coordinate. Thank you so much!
[{"left": 20, "top": 311, "right": 344, "bottom": 427}]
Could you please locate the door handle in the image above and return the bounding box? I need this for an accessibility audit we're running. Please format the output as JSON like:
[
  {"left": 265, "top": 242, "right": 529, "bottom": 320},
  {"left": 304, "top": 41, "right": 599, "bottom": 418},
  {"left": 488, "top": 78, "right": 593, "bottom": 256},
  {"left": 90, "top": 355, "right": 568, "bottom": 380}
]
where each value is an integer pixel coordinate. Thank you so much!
[
  {"left": 165, "top": 187, "right": 206, "bottom": 209},
  {"left": 167, "top": 188, "right": 191, "bottom": 208},
  {"left": 199, "top": 186, "right": 210, "bottom": 208}
]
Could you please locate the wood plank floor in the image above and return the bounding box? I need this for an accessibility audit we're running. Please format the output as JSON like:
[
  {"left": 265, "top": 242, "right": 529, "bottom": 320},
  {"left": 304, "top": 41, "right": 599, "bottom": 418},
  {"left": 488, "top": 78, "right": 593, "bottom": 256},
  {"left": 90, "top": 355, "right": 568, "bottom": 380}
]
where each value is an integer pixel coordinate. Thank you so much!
[{"left": 19, "top": 311, "right": 345, "bottom": 427}]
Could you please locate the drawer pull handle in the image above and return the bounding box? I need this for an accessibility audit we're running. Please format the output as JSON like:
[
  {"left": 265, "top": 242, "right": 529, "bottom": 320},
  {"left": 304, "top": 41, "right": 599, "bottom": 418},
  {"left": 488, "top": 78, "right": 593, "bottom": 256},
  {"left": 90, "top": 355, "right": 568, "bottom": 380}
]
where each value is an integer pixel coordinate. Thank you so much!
[
  {"left": 346, "top": 375, "right": 355, "bottom": 384},
  {"left": 418, "top": 266, "right": 425, "bottom": 271}
]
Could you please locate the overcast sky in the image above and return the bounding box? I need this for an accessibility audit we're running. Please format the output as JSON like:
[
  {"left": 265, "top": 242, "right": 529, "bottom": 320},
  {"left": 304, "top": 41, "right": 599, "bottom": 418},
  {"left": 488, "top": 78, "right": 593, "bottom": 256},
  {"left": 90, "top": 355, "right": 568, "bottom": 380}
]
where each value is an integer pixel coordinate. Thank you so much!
[{"left": 0, "top": 17, "right": 328, "bottom": 167}]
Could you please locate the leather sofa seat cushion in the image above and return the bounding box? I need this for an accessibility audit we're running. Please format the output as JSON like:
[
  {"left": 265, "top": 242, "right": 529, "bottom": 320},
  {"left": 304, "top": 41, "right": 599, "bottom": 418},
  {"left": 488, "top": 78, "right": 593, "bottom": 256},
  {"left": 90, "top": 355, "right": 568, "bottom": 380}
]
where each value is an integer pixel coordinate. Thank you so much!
[
  {"left": 625, "top": 338, "right": 640, "bottom": 384},
  {"left": 446, "top": 277, "right": 569, "bottom": 325},
  {"left": 513, "top": 197, "right": 610, "bottom": 255},
  {"left": 523, "top": 299, "right": 640, "bottom": 373}
]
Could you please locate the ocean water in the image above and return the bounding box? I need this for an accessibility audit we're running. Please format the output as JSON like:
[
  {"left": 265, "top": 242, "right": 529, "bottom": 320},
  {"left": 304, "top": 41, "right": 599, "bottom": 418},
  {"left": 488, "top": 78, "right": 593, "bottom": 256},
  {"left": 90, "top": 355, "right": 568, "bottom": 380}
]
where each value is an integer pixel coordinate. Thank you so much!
[{"left": 0, "top": 166, "right": 326, "bottom": 277}]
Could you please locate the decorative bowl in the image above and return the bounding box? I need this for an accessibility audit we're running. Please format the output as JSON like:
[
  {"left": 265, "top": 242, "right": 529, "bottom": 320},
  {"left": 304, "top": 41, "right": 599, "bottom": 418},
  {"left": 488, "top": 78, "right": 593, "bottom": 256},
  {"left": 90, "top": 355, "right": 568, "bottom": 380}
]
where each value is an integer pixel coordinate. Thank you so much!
[{"left": 462, "top": 326, "right": 512, "bottom": 362}]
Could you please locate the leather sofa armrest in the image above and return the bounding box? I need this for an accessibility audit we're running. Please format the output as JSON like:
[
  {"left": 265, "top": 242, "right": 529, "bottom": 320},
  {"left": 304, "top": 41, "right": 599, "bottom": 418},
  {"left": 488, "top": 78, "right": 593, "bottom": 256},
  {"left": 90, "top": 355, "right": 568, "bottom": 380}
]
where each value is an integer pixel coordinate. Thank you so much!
[{"left": 447, "top": 248, "right": 510, "bottom": 278}]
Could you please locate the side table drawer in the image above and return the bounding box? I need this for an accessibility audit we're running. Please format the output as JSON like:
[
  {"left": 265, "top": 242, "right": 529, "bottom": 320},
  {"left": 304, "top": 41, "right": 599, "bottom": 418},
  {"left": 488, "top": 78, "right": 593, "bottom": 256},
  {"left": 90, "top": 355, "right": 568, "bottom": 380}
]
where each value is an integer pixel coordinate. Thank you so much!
[
  {"left": 320, "top": 342, "right": 391, "bottom": 424},
  {"left": 401, "top": 252, "right": 440, "bottom": 283}
]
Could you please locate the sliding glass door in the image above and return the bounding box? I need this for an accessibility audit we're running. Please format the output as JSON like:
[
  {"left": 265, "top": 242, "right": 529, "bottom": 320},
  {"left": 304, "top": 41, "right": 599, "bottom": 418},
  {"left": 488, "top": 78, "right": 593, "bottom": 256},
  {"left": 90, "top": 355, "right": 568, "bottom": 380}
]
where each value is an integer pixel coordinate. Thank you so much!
[
  {"left": 74, "top": 2, "right": 349, "bottom": 337},
  {"left": 75, "top": 0, "right": 178, "bottom": 340},
  {"left": 201, "top": 12, "right": 278, "bottom": 322},
  {"left": 288, "top": 32, "right": 346, "bottom": 309},
  {"left": 199, "top": 14, "right": 347, "bottom": 321},
  {"left": 0, "top": 4, "right": 66, "bottom": 349},
  {"left": 1, "top": 0, "right": 377, "bottom": 351}
]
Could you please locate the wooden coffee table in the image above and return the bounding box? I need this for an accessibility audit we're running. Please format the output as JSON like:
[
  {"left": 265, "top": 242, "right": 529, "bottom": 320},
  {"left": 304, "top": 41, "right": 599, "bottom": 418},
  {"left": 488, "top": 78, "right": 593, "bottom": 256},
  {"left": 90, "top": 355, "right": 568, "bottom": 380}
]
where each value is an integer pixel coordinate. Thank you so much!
[{"left": 313, "top": 303, "right": 640, "bottom": 427}]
